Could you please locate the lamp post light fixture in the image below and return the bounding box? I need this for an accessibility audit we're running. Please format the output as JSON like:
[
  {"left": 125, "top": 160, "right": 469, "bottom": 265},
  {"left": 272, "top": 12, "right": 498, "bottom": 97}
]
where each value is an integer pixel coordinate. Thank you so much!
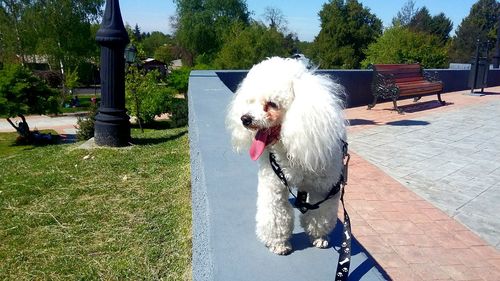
[
  {"left": 124, "top": 44, "right": 137, "bottom": 65},
  {"left": 94, "top": 0, "right": 131, "bottom": 147}
]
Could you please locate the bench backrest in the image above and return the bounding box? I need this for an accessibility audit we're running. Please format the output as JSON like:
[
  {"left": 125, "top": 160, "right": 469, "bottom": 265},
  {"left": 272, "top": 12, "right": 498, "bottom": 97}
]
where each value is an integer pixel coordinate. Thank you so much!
[{"left": 373, "top": 64, "right": 424, "bottom": 84}]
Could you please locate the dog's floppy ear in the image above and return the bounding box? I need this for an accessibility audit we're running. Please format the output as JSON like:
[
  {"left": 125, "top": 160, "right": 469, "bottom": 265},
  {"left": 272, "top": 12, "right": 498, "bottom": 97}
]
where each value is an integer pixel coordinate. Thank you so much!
[{"left": 280, "top": 73, "right": 347, "bottom": 172}]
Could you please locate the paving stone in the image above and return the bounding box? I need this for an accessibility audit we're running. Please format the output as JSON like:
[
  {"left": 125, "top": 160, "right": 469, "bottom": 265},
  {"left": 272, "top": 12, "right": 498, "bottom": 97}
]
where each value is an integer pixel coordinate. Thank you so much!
[
  {"left": 344, "top": 90, "right": 500, "bottom": 280},
  {"left": 384, "top": 267, "right": 421, "bottom": 281},
  {"left": 392, "top": 245, "right": 427, "bottom": 264},
  {"left": 453, "top": 212, "right": 500, "bottom": 248},
  {"left": 411, "top": 263, "right": 452, "bottom": 280},
  {"left": 350, "top": 98, "right": 500, "bottom": 252},
  {"left": 439, "top": 265, "right": 481, "bottom": 281}
]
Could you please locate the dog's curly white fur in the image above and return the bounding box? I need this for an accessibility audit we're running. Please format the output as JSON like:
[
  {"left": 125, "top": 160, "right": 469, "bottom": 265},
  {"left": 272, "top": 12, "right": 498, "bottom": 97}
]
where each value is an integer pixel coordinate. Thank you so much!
[{"left": 227, "top": 57, "right": 347, "bottom": 255}]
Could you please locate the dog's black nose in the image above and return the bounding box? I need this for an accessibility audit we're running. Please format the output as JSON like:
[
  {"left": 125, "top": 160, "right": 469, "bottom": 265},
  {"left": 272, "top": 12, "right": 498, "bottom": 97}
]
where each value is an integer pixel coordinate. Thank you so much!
[{"left": 241, "top": 115, "right": 253, "bottom": 127}]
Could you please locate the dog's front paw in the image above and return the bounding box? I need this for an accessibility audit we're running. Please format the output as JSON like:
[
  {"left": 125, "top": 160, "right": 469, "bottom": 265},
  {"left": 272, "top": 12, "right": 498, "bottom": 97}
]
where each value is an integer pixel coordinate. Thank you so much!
[
  {"left": 267, "top": 241, "right": 292, "bottom": 255},
  {"left": 312, "top": 237, "right": 329, "bottom": 248}
]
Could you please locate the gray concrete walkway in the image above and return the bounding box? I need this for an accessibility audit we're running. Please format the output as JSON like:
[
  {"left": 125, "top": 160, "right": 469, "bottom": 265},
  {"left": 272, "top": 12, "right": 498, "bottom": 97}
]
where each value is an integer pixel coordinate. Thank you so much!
[
  {"left": 349, "top": 98, "right": 500, "bottom": 250},
  {"left": 0, "top": 115, "right": 78, "bottom": 136}
]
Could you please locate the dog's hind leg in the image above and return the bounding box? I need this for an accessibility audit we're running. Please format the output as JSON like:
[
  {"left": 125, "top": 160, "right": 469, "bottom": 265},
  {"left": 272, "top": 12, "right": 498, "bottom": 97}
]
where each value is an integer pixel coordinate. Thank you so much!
[
  {"left": 300, "top": 192, "right": 340, "bottom": 248},
  {"left": 255, "top": 177, "right": 294, "bottom": 255}
]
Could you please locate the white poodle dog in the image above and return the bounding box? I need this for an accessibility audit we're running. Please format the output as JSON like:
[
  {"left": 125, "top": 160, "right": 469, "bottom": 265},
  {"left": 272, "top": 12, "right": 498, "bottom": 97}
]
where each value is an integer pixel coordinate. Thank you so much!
[{"left": 226, "top": 57, "right": 348, "bottom": 255}]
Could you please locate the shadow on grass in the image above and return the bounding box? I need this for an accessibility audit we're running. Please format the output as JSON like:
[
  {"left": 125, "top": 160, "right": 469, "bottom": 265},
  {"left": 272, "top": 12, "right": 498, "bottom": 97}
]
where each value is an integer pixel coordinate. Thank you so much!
[
  {"left": 0, "top": 130, "right": 66, "bottom": 156},
  {"left": 60, "top": 134, "right": 77, "bottom": 144},
  {"left": 131, "top": 120, "right": 186, "bottom": 131},
  {"left": 11, "top": 130, "right": 63, "bottom": 146},
  {"left": 131, "top": 129, "right": 187, "bottom": 146}
]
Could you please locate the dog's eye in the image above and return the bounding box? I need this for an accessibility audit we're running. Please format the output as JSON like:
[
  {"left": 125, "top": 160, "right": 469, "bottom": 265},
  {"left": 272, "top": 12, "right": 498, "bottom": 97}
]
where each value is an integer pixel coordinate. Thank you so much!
[{"left": 266, "top": 101, "right": 278, "bottom": 110}]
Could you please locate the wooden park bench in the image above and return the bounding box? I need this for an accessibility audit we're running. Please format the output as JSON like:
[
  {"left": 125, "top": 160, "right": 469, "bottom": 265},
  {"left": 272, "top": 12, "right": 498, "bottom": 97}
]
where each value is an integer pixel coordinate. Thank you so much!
[{"left": 367, "top": 63, "right": 445, "bottom": 113}]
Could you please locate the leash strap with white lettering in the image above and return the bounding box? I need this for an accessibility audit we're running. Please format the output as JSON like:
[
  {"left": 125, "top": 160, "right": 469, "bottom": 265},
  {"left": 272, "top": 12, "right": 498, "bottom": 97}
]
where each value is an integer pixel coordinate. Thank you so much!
[
  {"left": 335, "top": 188, "right": 351, "bottom": 281},
  {"left": 269, "top": 141, "right": 351, "bottom": 280}
]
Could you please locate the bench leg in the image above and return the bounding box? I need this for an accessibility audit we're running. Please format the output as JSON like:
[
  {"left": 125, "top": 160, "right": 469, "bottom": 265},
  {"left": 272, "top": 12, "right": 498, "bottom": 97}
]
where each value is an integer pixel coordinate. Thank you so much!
[
  {"left": 413, "top": 96, "right": 421, "bottom": 102},
  {"left": 437, "top": 92, "right": 446, "bottom": 105},
  {"left": 393, "top": 100, "right": 404, "bottom": 114},
  {"left": 367, "top": 95, "right": 378, "bottom": 110}
]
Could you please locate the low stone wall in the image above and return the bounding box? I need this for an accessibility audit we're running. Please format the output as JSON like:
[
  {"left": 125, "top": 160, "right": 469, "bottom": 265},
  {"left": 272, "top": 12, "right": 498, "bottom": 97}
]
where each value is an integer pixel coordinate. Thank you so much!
[{"left": 216, "top": 68, "right": 500, "bottom": 108}]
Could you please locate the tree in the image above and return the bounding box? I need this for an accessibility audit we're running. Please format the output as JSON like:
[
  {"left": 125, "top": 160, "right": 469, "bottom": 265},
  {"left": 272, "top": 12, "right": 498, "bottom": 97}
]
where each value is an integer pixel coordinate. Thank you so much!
[
  {"left": 7, "top": 0, "right": 103, "bottom": 102},
  {"left": 262, "top": 6, "right": 287, "bottom": 32},
  {"left": 142, "top": 31, "right": 172, "bottom": 58},
  {"left": 408, "top": 7, "right": 433, "bottom": 33},
  {"left": 393, "top": 2, "right": 452, "bottom": 45},
  {"left": 154, "top": 44, "right": 174, "bottom": 64},
  {"left": 0, "top": 64, "right": 59, "bottom": 139},
  {"left": 214, "top": 21, "right": 289, "bottom": 69},
  {"left": 408, "top": 7, "right": 452, "bottom": 45},
  {"left": 133, "top": 24, "right": 142, "bottom": 42},
  {"left": 0, "top": 0, "right": 103, "bottom": 89},
  {"left": 172, "top": 0, "right": 250, "bottom": 65},
  {"left": 448, "top": 0, "right": 500, "bottom": 62},
  {"left": 362, "top": 26, "right": 448, "bottom": 69},
  {"left": 429, "top": 13, "right": 453, "bottom": 44},
  {"left": 392, "top": 0, "right": 417, "bottom": 27},
  {"left": 0, "top": 0, "right": 35, "bottom": 64},
  {"left": 313, "top": 0, "right": 382, "bottom": 69}
]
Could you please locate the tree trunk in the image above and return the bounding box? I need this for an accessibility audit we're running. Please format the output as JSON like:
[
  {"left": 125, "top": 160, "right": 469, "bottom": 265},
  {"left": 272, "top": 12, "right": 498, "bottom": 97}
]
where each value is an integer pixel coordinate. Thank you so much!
[
  {"left": 57, "top": 41, "right": 68, "bottom": 105},
  {"left": 133, "top": 90, "right": 144, "bottom": 133}
]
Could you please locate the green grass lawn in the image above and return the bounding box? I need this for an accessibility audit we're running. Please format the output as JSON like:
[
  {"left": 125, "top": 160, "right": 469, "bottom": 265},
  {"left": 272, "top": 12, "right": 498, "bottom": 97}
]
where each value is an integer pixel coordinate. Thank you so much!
[{"left": 0, "top": 126, "right": 191, "bottom": 280}]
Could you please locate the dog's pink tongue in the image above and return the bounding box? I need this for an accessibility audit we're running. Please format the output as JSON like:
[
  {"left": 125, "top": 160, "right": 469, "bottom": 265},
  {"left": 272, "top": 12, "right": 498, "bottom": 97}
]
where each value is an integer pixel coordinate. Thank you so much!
[{"left": 250, "top": 130, "right": 268, "bottom": 161}]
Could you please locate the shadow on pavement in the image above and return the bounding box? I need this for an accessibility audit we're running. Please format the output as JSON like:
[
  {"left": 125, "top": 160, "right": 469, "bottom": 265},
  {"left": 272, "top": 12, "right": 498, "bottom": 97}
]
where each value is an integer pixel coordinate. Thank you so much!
[
  {"left": 290, "top": 219, "right": 391, "bottom": 280},
  {"left": 386, "top": 119, "right": 430, "bottom": 126},
  {"left": 395, "top": 100, "right": 453, "bottom": 113},
  {"left": 349, "top": 119, "right": 378, "bottom": 126}
]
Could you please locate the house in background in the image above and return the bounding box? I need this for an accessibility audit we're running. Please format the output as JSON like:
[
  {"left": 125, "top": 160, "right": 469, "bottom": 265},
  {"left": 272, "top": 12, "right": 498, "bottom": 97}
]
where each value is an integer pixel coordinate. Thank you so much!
[{"left": 142, "top": 58, "right": 167, "bottom": 76}]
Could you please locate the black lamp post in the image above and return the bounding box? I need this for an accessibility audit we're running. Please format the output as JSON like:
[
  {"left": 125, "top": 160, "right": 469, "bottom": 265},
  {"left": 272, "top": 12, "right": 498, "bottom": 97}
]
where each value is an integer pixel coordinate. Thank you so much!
[
  {"left": 94, "top": 0, "right": 130, "bottom": 147},
  {"left": 493, "top": 15, "right": 500, "bottom": 68}
]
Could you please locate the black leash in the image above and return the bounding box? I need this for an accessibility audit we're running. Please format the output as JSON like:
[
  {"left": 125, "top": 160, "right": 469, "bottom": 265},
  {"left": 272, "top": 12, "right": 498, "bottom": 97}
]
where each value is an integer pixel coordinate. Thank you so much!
[{"left": 269, "top": 141, "right": 352, "bottom": 281}]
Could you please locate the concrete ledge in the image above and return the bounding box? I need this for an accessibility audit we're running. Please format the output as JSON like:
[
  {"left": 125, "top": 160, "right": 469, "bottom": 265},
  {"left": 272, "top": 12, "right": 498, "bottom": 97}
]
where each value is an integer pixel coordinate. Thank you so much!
[
  {"left": 188, "top": 70, "right": 388, "bottom": 280},
  {"left": 216, "top": 69, "right": 500, "bottom": 108}
]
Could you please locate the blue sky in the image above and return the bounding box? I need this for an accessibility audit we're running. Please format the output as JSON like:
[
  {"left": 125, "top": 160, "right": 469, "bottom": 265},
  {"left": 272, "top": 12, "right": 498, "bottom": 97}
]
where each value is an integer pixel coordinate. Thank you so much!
[{"left": 119, "top": 0, "right": 478, "bottom": 42}]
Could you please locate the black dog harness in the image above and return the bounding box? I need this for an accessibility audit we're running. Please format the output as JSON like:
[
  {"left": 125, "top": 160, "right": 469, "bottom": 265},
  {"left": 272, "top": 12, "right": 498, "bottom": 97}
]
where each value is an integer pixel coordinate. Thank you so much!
[{"left": 269, "top": 140, "right": 352, "bottom": 281}]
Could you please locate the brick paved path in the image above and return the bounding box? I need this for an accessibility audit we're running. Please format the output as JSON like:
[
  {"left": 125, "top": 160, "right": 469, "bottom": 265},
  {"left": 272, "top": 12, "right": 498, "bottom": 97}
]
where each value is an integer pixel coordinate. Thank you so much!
[{"left": 344, "top": 88, "right": 500, "bottom": 280}]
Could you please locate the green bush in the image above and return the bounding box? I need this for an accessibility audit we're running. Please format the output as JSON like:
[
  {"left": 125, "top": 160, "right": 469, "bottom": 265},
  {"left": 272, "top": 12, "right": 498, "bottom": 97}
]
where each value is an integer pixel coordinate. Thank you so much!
[
  {"left": 64, "top": 67, "right": 80, "bottom": 93},
  {"left": 0, "top": 64, "right": 59, "bottom": 141},
  {"left": 168, "top": 67, "right": 190, "bottom": 94},
  {"left": 76, "top": 103, "right": 98, "bottom": 141},
  {"left": 213, "top": 21, "right": 288, "bottom": 69},
  {"left": 170, "top": 98, "right": 188, "bottom": 127},
  {"left": 126, "top": 67, "right": 176, "bottom": 124},
  {"left": 0, "top": 64, "right": 59, "bottom": 118},
  {"left": 362, "top": 26, "right": 448, "bottom": 69}
]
